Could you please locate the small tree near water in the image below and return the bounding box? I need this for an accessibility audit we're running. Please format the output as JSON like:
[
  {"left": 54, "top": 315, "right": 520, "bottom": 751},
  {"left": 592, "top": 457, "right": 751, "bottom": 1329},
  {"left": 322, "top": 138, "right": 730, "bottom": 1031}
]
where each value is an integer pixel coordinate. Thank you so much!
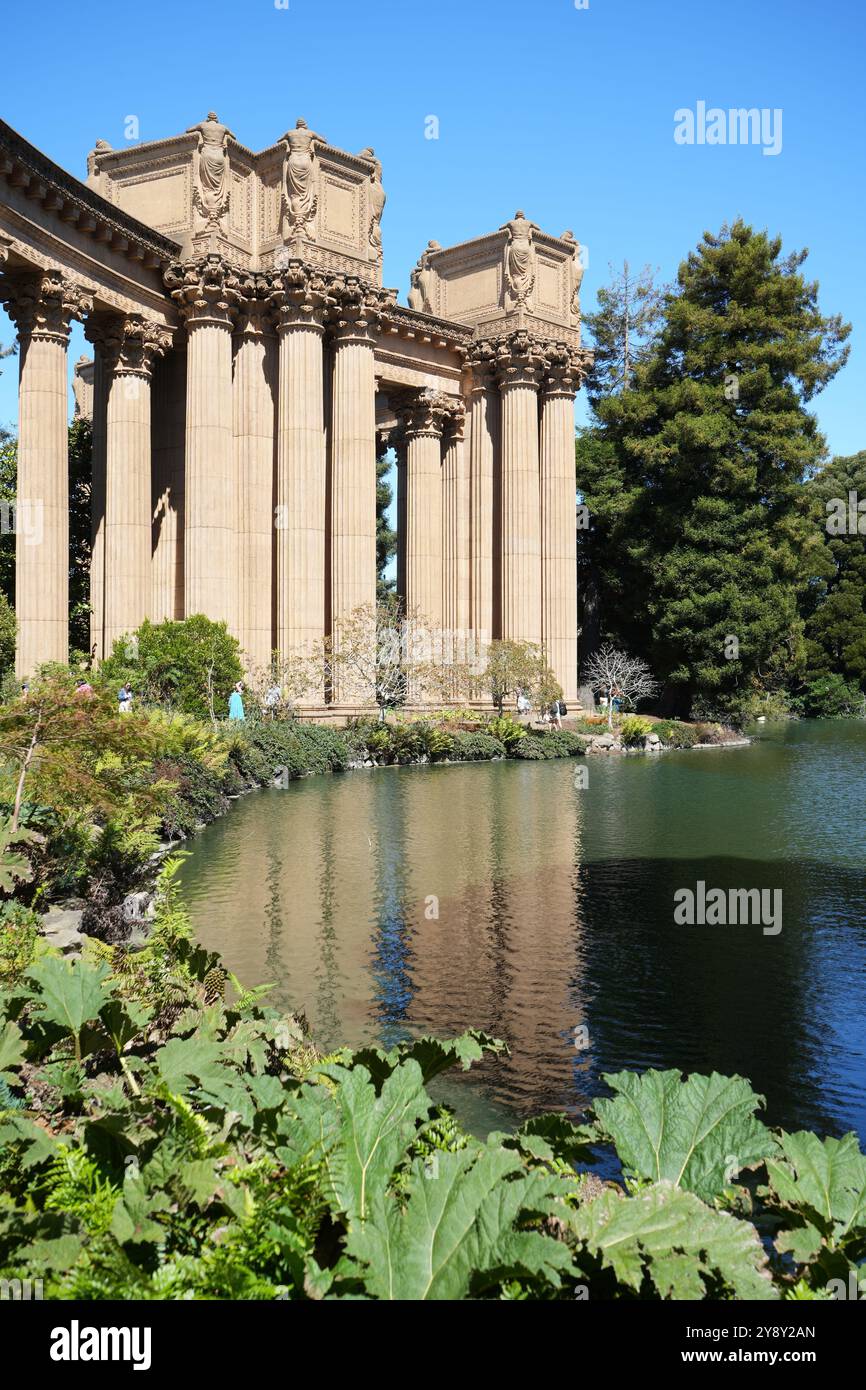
[{"left": 582, "top": 643, "right": 658, "bottom": 728}]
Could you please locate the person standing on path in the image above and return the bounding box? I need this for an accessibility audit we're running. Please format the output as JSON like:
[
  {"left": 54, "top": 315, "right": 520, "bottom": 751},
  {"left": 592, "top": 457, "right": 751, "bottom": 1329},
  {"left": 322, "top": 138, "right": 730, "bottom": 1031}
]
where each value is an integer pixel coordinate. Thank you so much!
[{"left": 228, "top": 682, "right": 246, "bottom": 721}]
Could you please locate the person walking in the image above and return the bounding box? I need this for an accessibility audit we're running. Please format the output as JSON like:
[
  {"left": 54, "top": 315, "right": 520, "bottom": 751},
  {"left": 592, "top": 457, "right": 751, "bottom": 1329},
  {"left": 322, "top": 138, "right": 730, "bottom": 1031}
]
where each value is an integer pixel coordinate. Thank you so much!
[
  {"left": 264, "top": 682, "right": 281, "bottom": 718},
  {"left": 118, "top": 683, "right": 133, "bottom": 713},
  {"left": 74, "top": 677, "right": 94, "bottom": 697},
  {"left": 228, "top": 682, "right": 246, "bottom": 721},
  {"left": 516, "top": 689, "right": 531, "bottom": 721},
  {"left": 549, "top": 697, "right": 567, "bottom": 731}
]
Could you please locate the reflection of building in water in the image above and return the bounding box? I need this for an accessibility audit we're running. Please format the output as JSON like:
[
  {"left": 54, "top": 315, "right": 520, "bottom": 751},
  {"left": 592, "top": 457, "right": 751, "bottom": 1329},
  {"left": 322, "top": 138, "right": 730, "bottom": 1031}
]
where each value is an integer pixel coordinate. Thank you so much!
[
  {"left": 397, "top": 761, "right": 587, "bottom": 1117},
  {"left": 369, "top": 771, "right": 414, "bottom": 1048}
]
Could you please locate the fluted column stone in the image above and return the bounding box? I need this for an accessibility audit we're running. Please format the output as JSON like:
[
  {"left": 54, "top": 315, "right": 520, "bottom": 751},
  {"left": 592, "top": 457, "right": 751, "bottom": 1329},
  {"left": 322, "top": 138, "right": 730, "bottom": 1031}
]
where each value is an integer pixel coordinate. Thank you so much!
[
  {"left": 271, "top": 266, "right": 327, "bottom": 701},
  {"left": 233, "top": 293, "right": 277, "bottom": 674},
  {"left": 97, "top": 315, "right": 171, "bottom": 653},
  {"left": 328, "top": 282, "right": 387, "bottom": 704},
  {"left": 400, "top": 388, "right": 447, "bottom": 630},
  {"left": 467, "top": 350, "right": 497, "bottom": 653},
  {"left": 496, "top": 332, "right": 545, "bottom": 648},
  {"left": 540, "top": 351, "right": 581, "bottom": 702},
  {"left": 167, "top": 256, "right": 241, "bottom": 633},
  {"left": 1, "top": 272, "right": 91, "bottom": 676}
]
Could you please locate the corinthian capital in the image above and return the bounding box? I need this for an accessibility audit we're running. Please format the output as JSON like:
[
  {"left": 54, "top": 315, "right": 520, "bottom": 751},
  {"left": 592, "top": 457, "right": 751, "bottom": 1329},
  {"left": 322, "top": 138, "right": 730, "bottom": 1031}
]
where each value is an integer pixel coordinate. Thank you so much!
[
  {"left": 328, "top": 275, "right": 396, "bottom": 344},
  {"left": 394, "top": 386, "right": 451, "bottom": 440},
  {"left": 493, "top": 328, "right": 547, "bottom": 390},
  {"left": 541, "top": 342, "right": 594, "bottom": 398},
  {"left": 0, "top": 270, "right": 92, "bottom": 343},
  {"left": 87, "top": 313, "right": 173, "bottom": 379},
  {"left": 267, "top": 259, "right": 329, "bottom": 332},
  {"left": 164, "top": 253, "right": 243, "bottom": 329}
]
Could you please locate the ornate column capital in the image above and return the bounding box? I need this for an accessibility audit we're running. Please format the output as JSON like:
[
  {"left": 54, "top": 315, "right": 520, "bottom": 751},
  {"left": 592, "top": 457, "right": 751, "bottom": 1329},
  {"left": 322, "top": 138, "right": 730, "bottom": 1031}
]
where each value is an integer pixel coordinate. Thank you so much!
[
  {"left": 393, "top": 386, "right": 451, "bottom": 441},
  {"left": 1, "top": 270, "right": 92, "bottom": 344},
  {"left": 465, "top": 338, "right": 498, "bottom": 394},
  {"left": 86, "top": 313, "right": 173, "bottom": 380},
  {"left": 540, "top": 343, "right": 593, "bottom": 399},
  {"left": 328, "top": 275, "right": 395, "bottom": 346},
  {"left": 493, "top": 328, "right": 547, "bottom": 391},
  {"left": 164, "top": 253, "right": 243, "bottom": 330},
  {"left": 442, "top": 397, "right": 466, "bottom": 444},
  {"left": 267, "top": 260, "right": 329, "bottom": 334},
  {"left": 0, "top": 235, "right": 12, "bottom": 268}
]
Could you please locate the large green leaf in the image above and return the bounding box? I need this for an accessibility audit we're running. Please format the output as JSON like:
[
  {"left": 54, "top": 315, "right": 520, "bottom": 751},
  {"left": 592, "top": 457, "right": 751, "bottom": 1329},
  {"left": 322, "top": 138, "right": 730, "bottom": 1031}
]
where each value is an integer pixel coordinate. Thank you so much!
[
  {"left": 764, "top": 1130, "right": 866, "bottom": 1247},
  {"left": 570, "top": 1180, "right": 777, "bottom": 1300},
  {"left": 26, "top": 957, "right": 113, "bottom": 1041},
  {"left": 0, "top": 1019, "right": 25, "bottom": 1082},
  {"left": 345, "top": 1031, "right": 506, "bottom": 1093},
  {"left": 594, "top": 1069, "right": 777, "bottom": 1200},
  {"left": 346, "top": 1146, "right": 574, "bottom": 1299},
  {"left": 312, "top": 1061, "right": 432, "bottom": 1222}
]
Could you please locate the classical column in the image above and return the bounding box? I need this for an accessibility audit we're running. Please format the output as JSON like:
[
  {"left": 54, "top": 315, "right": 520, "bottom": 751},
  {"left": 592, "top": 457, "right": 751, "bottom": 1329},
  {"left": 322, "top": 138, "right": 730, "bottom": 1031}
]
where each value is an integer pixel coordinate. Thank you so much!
[
  {"left": 1, "top": 272, "right": 91, "bottom": 676},
  {"left": 271, "top": 267, "right": 327, "bottom": 700},
  {"left": 233, "top": 292, "right": 276, "bottom": 674},
  {"left": 97, "top": 315, "right": 171, "bottom": 654},
  {"left": 496, "top": 331, "right": 544, "bottom": 648},
  {"left": 400, "top": 388, "right": 447, "bottom": 630},
  {"left": 442, "top": 401, "right": 468, "bottom": 642},
  {"left": 540, "top": 351, "right": 580, "bottom": 702},
  {"left": 151, "top": 347, "right": 187, "bottom": 625},
  {"left": 466, "top": 349, "right": 497, "bottom": 650},
  {"left": 328, "top": 283, "right": 384, "bottom": 704},
  {"left": 167, "top": 256, "right": 241, "bottom": 633},
  {"left": 85, "top": 333, "right": 109, "bottom": 659}
]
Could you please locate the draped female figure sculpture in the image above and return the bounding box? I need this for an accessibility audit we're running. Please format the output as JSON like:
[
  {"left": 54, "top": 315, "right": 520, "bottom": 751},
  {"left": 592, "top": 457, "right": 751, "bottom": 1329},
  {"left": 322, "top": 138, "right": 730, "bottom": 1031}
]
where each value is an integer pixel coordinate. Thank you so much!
[
  {"left": 281, "top": 118, "right": 326, "bottom": 236},
  {"left": 360, "top": 149, "right": 386, "bottom": 258},
  {"left": 187, "top": 112, "right": 234, "bottom": 227},
  {"left": 502, "top": 210, "right": 536, "bottom": 308}
]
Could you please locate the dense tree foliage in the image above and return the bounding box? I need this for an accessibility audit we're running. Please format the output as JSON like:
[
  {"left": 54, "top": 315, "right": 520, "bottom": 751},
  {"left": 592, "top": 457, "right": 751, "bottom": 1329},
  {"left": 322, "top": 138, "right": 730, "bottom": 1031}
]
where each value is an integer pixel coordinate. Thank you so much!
[
  {"left": 578, "top": 221, "right": 852, "bottom": 718},
  {"left": 100, "top": 616, "right": 244, "bottom": 721}
]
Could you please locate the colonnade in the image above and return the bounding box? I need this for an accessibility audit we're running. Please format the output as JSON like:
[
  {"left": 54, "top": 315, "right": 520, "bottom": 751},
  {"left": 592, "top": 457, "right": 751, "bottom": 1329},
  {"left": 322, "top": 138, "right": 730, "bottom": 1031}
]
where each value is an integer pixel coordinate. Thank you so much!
[{"left": 1, "top": 257, "right": 583, "bottom": 703}]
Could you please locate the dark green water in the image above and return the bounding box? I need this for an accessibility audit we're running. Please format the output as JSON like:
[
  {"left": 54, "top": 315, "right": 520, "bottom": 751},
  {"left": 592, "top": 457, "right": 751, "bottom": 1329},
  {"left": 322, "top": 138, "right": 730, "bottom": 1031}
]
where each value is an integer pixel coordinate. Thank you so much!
[{"left": 179, "top": 720, "right": 866, "bottom": 1141}]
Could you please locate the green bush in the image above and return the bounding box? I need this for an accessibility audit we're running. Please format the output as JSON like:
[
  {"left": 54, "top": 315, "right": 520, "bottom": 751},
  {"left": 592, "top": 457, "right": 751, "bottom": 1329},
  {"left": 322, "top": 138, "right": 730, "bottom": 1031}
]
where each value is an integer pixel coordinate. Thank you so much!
[
  {"left": 450, "top": 731, "right": 506, "bottom": 761},
  {"left": 156, "top": 755, "right": 229, "bottom": 839},
  {"left": 620, "top": 715, "right": 655, "bottom": 746},
  {"left": 0, "top": 900, "right": 40, "bottom": 984},
  {"left": 485, "top": 714, "right": 527, "bottom": 750},
  {"left": 650, "top": 720, "right": 700, "bottom": 748},
  {"left": 542, "top": 730, "right": 588, "bottom": 757},
  {"left": 100, "top": 615, "right": 244, "bottom": 720},
  {"left": 796, "top": 674, "right": 865, "bottom": 718},
  {"left": 512, "top": 734, "right": 553, "bottom": 760}
]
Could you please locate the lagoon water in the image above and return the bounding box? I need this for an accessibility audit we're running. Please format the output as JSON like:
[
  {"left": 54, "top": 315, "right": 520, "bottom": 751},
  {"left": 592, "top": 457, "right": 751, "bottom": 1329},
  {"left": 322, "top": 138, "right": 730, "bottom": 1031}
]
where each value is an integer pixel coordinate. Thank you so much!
[{"left": 179, "top": 720, "right": 866, "bottom": 1142}]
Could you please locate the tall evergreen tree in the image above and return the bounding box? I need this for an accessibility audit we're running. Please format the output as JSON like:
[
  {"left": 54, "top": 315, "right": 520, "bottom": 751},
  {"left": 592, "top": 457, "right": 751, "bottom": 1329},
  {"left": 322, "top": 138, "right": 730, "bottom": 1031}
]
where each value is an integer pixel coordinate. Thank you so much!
[
  {"left": 582, "top": 260, "right": 665, "bottom": 401},
  {"left": 802, "top": 451, "right": 866, "bottom": 692},
  {"left": 376, "top": 451, "right": 396, "bottom": 601},
  {"left": 579, "top": 220, "right": 850, "bottom": 717}
]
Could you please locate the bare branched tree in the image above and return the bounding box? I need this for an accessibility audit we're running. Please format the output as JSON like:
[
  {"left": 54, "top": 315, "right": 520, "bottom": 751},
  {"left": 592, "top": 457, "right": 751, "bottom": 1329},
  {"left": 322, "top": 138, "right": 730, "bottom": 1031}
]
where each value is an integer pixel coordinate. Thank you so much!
[{"left": 582, "top": 643, "right": 658, "bottom": 727}]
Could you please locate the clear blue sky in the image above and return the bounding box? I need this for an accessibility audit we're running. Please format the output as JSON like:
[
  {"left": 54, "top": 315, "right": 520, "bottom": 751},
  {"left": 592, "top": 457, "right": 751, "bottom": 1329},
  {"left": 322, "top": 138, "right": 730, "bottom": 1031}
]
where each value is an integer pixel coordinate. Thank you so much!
[{"left": 1, "top": 0, "right": 864, "bottom": 455}]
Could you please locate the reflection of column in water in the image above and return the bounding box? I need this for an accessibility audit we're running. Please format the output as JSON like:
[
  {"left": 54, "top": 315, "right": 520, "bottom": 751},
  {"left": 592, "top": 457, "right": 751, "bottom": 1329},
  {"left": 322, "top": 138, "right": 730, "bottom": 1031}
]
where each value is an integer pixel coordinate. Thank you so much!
[
  {"left": 400, "top": 765, "right": 509, "bottom": 1037},
  {"left": 307, "top": 775, "right": 379, "bottom": 1049},
  {"left": 263, "top": 818, "right": 287, "bottom": 1007},
  {"left": 368, "top": 769, "right": 415, "bottom": 1049},
  {"left": 313, "top": 786, "right": 341, "bottom": 1049}
]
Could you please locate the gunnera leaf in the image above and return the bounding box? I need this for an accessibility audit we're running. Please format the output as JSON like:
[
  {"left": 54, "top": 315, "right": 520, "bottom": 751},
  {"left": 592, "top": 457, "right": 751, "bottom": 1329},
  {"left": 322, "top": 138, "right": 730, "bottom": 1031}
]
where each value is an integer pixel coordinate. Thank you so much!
[
  {"left": 764, "top": 1130, "right": 866, "bottom": 1247},
  {"left": 570, "top": 1180, "right": 777, "bottom": 1300},
  {"left": 593, "top": 1069, "right": 778, "bottom": 1201}
]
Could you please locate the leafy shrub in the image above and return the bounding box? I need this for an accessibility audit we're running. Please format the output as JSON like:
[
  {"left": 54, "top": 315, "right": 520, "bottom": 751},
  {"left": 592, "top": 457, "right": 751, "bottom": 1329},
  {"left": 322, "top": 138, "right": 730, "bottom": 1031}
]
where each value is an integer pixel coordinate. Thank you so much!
[
  {"left": 485, "top": 714, "right": 527, "bottom": 750},
  {"left": 100, "top": 615, "right": 244, "bottom": 720},
  {"left": 543, "top": 731, "right": 588, "bottom": 757},
  {"left": 796, "top": 675, "right": 864, "bottom": 718},
  {"left": 512, "top": 735, "right": 552, "bottom": 760},
  {"left": 0, "top": 900, "right": 40, "bottom": 984},
  {"left": 619, "top": 715, "right": 655, "bottom": 746},
  {"left": 691, "top": 722, "right": 729, "bottom": 745},
  {"left": 156, "top": 755, "right": 229, "bottom": 839},
  {"left": 424, "top": 727, "right": 457, "bottom": 762},
  {"left": 450, "top": 732, "right": 506, "bottom": 761},
  {"left": 650, "top": 720, "right": 700, "bottom": 749}
]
